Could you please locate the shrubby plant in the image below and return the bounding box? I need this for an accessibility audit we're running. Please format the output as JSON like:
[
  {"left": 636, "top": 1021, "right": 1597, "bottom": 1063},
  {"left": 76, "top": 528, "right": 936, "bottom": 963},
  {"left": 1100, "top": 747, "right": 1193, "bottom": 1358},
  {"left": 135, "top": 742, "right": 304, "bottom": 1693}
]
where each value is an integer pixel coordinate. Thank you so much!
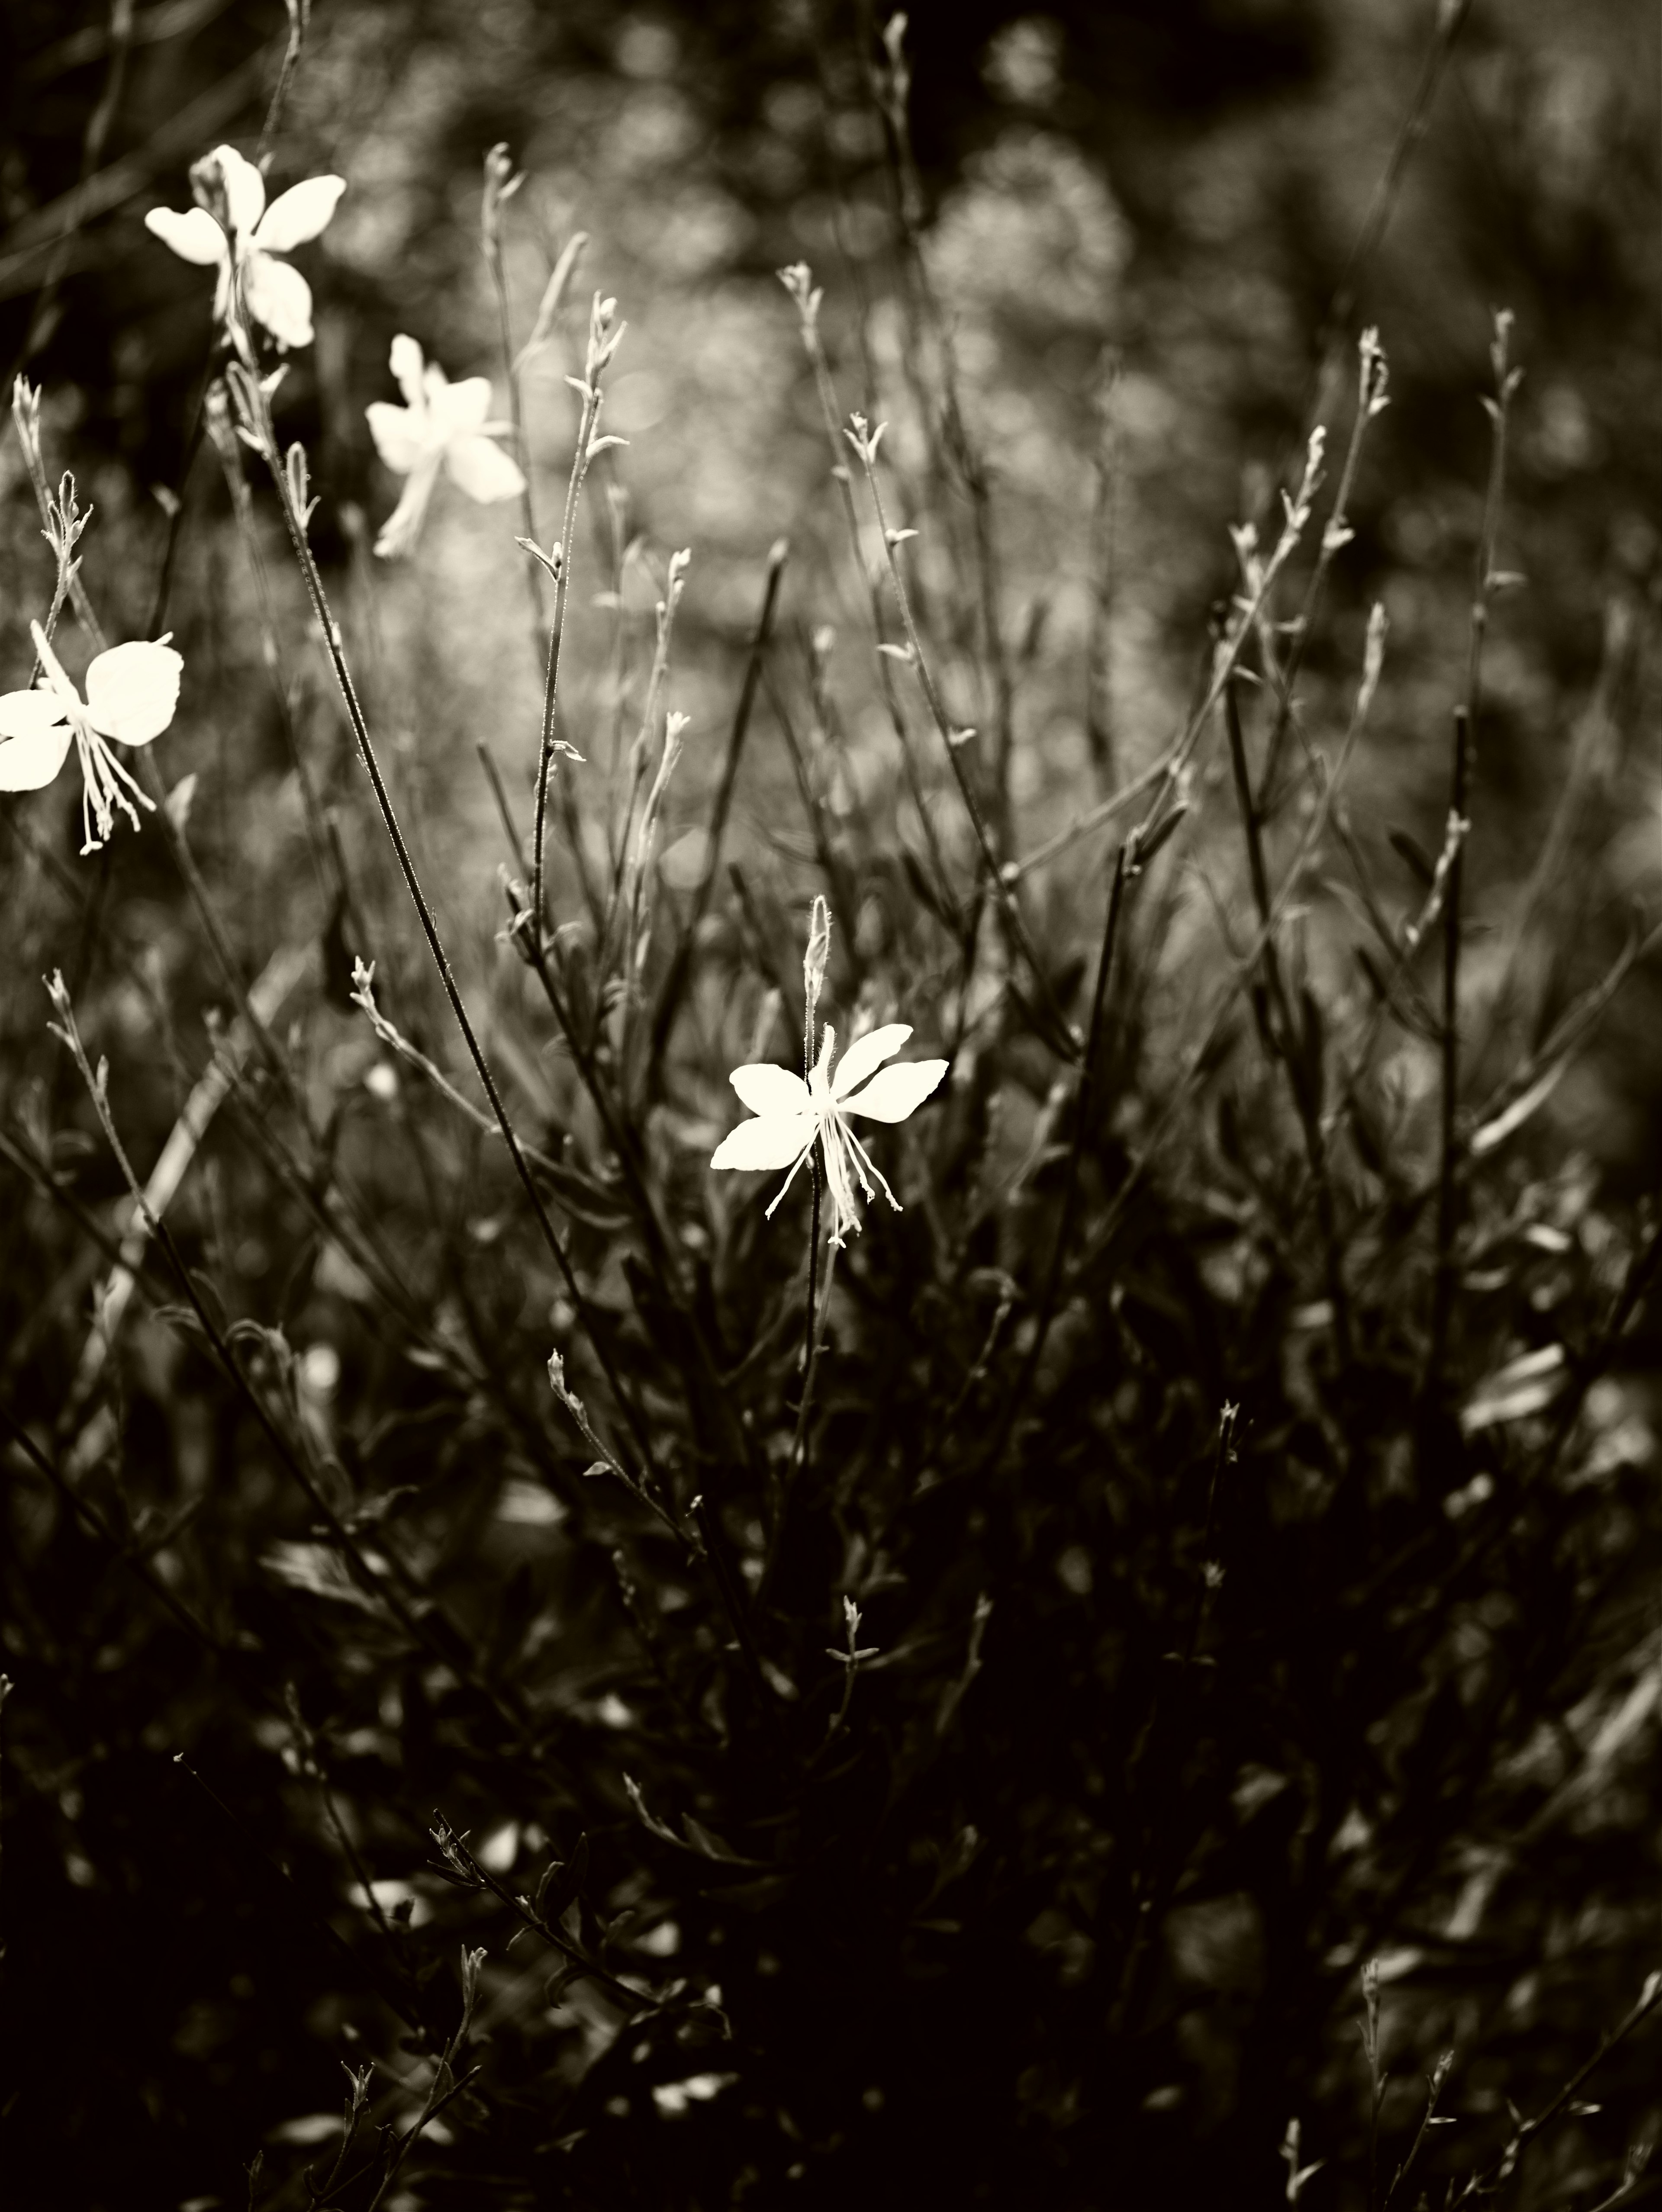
[{"left": 4, "top": 8, "right": 1662, "bottom": 2210}]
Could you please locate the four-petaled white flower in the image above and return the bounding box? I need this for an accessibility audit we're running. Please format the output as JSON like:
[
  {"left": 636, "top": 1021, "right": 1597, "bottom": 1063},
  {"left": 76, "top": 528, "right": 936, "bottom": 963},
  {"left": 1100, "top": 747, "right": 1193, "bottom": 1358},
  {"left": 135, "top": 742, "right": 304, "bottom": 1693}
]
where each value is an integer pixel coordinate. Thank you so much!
[
  {"left": 145, "top": 144, "right": 345, "bottom": 350},
  {"left": 364, "top": 335, "right": 526, "bottom": 559},
  {"left": 712, "top": 1023, "right": 947, "bottom": 1246},
  {"left": 0, "top": 621, "right": 183, "bottom": 853}
]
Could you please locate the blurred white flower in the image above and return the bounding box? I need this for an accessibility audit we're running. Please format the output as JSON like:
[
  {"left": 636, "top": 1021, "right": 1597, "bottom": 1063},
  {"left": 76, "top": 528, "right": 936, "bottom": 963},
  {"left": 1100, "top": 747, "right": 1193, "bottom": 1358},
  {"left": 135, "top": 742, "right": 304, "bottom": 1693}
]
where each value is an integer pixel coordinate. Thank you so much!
[
  {"left": 0, "top": 621, "right": 182, "bottom": 852},
  {"left": 365, "top": 335, "right": 526, "bottom": 558},
  {"left": 712, "top": 1022, "right": 947, "bottom": 1245},
  {"left": 145, "top": 144, "right": 344, "bottom": 350}
]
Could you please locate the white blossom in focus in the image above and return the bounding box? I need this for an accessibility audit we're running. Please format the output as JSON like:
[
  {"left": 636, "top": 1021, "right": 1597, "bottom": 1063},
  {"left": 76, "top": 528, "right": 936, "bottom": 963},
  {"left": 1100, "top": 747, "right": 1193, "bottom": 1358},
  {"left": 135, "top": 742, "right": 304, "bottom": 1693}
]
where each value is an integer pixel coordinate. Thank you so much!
[
  {"left": 145, "top": 145, "right": 344, "bottom": 350},
  {"left": 364, "top": 335, "right": 526, "bottom": 559},
  {"left": 712, "top": 1022, "right": 948, "bottom": 1246},
  {"left": 0, "top": 621, "right": 183, "bottom": 852}
]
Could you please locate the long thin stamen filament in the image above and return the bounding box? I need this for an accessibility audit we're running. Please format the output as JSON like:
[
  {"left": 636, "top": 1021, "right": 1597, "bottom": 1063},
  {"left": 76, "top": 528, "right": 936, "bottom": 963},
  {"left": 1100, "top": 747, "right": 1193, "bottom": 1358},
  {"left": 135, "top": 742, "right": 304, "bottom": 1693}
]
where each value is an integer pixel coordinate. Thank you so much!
[
  {"left": 764, "top": 1136, "right": 818, "bottom": 1221},
  {"left": 842, "top": 1121, "right": 901, "bottom": 1212}
]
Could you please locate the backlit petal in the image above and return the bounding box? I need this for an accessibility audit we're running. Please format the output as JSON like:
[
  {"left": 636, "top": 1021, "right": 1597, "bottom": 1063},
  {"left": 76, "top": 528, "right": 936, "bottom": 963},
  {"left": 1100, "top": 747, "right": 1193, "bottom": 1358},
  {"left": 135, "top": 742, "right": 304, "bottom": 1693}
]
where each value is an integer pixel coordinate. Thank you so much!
[
  {"left": 84, "top": 640, "right": 184, "bottom": 746},
  {"left": 832, "top": 1022, "right": 911, "bottom": 1100},
  {"left": 373, "top": 457, "right": 441, "bottom": 558},
  {"left": 0, "top": 692, "right": 73, "bottom": 790},
  {"left": 144, "top": 205, "right": 228, "bottom": 267},
  {"left": 389, "top": 334, "right": 426, "bottom": 410},
  {"left": 254, "top": 174, "right": 345, "bottom": 252},
  {"left": 838, "top": 1058, "right": 947, "bottom": 1123},
  {"left": 214, "top": 145, "right": 266, "bottom": 239},
  {"left": 444, "top": 432, "right": 526, "bottom": 505},
  {"left": 244, "top": 251, "right": 314, "bottom": 348},
  {"left": 730, "top": 1063, "right": 810, "bottom": 1118},
  {"left": 711, "top": 1111, "right": 814, "bottom": 1173},
  {"left": 435, "top": 375, "right": 493, "bottom": 433},
  {"left": 365, "top": 400, "right": 423, "bottom": 475}
]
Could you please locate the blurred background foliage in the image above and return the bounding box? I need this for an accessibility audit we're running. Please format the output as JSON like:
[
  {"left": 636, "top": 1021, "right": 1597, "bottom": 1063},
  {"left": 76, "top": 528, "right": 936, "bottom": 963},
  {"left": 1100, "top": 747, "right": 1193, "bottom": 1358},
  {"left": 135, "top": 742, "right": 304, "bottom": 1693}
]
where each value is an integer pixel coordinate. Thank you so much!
[
  {"left": 4, "top": 0, "right": 1660, "bottom": 1139},
  {"left": 5, "top": 4, "right": 1662, "bottom": 2209}
]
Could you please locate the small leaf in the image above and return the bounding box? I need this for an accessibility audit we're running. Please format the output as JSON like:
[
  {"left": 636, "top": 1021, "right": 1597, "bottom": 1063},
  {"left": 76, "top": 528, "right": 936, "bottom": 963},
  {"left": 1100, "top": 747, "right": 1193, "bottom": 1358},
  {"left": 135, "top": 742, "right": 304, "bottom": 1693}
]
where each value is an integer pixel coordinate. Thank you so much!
[
  {"left": 1388, "top": 827, "right": 1437, "bottom": 888},
  {"left": 534, "top": 1834, "right": 589, "bottom": 1924}
]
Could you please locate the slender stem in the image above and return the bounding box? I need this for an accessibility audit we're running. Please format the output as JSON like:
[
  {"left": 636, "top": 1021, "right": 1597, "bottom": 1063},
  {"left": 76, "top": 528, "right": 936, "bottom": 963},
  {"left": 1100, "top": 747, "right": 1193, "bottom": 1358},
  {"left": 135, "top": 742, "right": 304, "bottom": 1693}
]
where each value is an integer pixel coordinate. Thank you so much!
[
  {"left": 646, "top": 538, "right": 788, "bottom": 1080},
  {"left": 866, "top": 16, "right": 1016, "bottom": 840},
  {"left": 790, "top": 1169, "right": 825, "bottom": 1479},
  {"left": 1424, "top": 706, "right": 1471, "bottom": 1398},
  {"left": 780, "top": 275, "right": 963, "bottom": 924},
  {"left": 1382, "top": 2054, "right": 1453, "bottom": 2212},
  {"left": 1224, "top": 677, "right": 1354, "bottom": 1369},
  {"left": 12, "top": 384, "right": 304, "bottom": 1117},
  {"left": 482, "top": 165, "right": 545, "bottom": 647},
  {"left": 531, "top": 297, "right": 619, "bottom": 945},
  {"left": 856, "top": 431, "right": 1076, "bottom": 1060},
  {"left": 17, "top": 0, "right": 135, "bottom": 365},
  {"left": 256, "top": 0, "right": 311, "bottom": 161},
  {"left": 982, "top": 843, "right": 1130, "bottom": 1470},
  {"left": 1452, "top": 1969, "right": 1662, "bottom": 2205},
  {"left": 1259, "top": 330, "right": 1388, "bottom": 807},
  {"left": 238, "top": 370, "right": 657, "bottom": 1486},
  {"left": 1085, "top": 351, "right": 1123, "bottom": 795},
  {"left": 1063, "top": 618, "right": 1387, "bottom": 1289},
  {"left": 44, "top": 977, "right": 502, "bottom": 1691},
  {"left": 1423, "top": 315, "right": 1514, "bottom": 1403}
]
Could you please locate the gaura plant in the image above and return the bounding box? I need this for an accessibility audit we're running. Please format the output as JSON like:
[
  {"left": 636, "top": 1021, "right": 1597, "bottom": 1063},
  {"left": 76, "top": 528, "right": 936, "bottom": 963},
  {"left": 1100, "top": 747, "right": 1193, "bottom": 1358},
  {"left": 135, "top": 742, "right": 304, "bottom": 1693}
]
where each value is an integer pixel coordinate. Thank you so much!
[
  {"left": 365, "top": 334, "right": 527, "bottom": 558},
  {"left": 145, "top": 143, "right": 344, "bottom": 351},
  {"left": 712, "top": 903, "right": 948, "bottom": 1245},
  {"left": 0, "top": 620, "right": 183, "bottom": 853}
]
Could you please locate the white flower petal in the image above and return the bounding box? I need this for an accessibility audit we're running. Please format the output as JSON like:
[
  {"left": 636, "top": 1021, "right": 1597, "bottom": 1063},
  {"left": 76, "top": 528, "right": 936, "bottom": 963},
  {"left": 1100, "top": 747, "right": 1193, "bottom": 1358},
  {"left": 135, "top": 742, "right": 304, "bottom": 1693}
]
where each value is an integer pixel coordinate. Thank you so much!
[
  {"left": 365, "top": 400, "right": 423, "bottom": 475},
  {"left": 84, "top": 640, "right": 183, "bottom": 747},
  {"left": 444, "top": 432, "right": 526, "bottom": 505},
  {"left": 832, "top": 1023, "right": 912, "bottom": 1100},
  {"left": 254, "top": 174, "right": 345, "bottom": 253},
  {"left": 711, "top": 1111, "right": 814, "bottom": 1173},
  {"left": 839, "top": 1058, "right": 947, "bottom": 1123},
  {"left": 389, "top": 334, "right": 426, "bottom": 411},
  {"left": 244, "top": 251, "right": 314, "bottom": 348},
  {"left": 213, "top": 145, "right": 267, "bottom": 238},
  {"left": 730, "top": 1063, "right": 810, "bottom": 1118},
  {"left": 373, "top": 456, "right": 441, "bottom": 558},
  {"left": 435, "top": 375, "right": 493, "bottom": 433},
  {"left": 0, "top": 692, "right": 73, "bottom": 791},
  {"left": 144, "top": 205, "right": 228, "bottom": 267}
]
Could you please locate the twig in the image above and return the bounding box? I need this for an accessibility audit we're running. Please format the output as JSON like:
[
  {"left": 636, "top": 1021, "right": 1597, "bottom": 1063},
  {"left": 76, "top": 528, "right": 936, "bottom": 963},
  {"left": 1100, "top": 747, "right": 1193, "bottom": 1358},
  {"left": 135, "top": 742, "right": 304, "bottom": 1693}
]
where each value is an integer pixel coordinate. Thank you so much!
[
  {"left": 981, "top": 840, "right": 1132, "bottom": 1468},
  {"left": 1224, "top": 676, "right": 1354, "bottom": 1368},
  {"left": 1423, "top": 705, "right": 1471, "bottom": 1403},
  {"left": 529, "top": 292, "right": 624, "bottom": 947},
  {"left": 646, "top": 537, "right": 789, "bottom": 1079},
  {"left": 224, "top": 353, "right": 659, "bottom": 1490},
  {"left": 256, "top": 0, "right": 310, "bottom": 162},
  {"left": 1452, "top": 1969, "right": 1662, "bottom": 2204}
]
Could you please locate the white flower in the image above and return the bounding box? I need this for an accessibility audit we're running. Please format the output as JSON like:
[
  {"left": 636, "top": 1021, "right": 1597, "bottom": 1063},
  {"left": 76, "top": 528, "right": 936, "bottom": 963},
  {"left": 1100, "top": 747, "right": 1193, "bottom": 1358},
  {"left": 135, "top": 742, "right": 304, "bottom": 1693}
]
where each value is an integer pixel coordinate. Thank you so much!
[
  {"left": 712, "top": 1022, "right": 947, "bottom": 1246},
  {"left": 0, "top": 621, "right": 183, "bottom": 853},
  {"left": 144, "top": 144, "right": 345, "bottom": 350},
  {"left": 364, "top": 335, "right": 526, "bottom": 559}
]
